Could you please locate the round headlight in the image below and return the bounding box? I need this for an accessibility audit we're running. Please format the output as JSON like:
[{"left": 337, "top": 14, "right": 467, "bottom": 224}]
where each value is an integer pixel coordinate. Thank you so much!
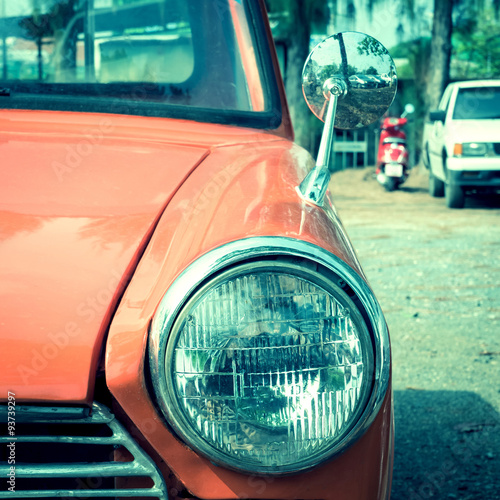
[{"left": 150, "top": 255, "right": 379, "bottom": 474}]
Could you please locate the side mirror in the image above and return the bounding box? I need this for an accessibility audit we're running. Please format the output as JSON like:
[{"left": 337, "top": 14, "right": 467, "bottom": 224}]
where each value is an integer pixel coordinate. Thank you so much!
[
  {"left": 403, "top": 103, "right": 415, "bottom": 116},
  {"left": 429, "top": 110, "right": 446, "bottom": 122},
  {"left": 298, "top": 32, "right": 397, "bottom": 205}
]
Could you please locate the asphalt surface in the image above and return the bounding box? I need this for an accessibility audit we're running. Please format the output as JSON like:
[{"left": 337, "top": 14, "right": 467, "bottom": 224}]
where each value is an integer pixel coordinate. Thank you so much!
[{"left": 329, "top": 165, "right": 500, "bottom": 500}]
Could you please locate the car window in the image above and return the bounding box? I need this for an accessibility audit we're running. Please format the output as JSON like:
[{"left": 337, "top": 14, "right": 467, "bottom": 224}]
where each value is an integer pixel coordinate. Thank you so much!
[
  {"left": 453, "top": 86, "right": 500, "bottom": 119},
  {"left": 0, "top": 0, "right": 276, "bottom": 125}
]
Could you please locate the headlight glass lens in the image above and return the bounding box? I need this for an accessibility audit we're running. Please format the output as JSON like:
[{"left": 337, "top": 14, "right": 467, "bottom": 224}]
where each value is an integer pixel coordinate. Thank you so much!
[
  {"left": 161, "top": 263, "right": 374, "bottom": 473},
  {"left": 462, "top": 142, "right": 488, "bottom": 156}
]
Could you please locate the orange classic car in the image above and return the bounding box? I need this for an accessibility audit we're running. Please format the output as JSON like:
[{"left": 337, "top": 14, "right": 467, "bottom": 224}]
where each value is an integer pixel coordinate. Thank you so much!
[{"left": 0, "top": 1, "right": 395, "bottom": 499}]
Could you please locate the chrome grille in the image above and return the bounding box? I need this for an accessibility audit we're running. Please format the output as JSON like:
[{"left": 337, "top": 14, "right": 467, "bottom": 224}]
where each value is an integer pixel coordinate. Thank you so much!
[{"left": 0, "top": 402, "right": 167, "bottom": 499}]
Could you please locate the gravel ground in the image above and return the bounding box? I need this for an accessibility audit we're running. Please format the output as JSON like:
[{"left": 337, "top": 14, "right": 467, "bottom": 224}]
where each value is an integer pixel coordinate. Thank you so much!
[{"left": 329, "top": 165, "right": 500, "bottom": 500}]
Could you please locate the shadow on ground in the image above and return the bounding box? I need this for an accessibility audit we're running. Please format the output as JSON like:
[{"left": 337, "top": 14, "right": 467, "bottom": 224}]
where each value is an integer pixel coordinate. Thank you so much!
[
  {"left": 465, "top": 193, "right": 500, "bottom": 209},
  {"left": 392, "top": 390, "right": 500, "bottom": 500},
  {"left": 398, "top": 186, "right": 428, "bottom": 194}
]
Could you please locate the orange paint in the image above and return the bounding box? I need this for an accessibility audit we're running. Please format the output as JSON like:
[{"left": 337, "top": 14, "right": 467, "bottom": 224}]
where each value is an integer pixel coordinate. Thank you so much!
[
  {"left": 0, "top": 109, "right": 284, "bottom": 403},
  {"left": 106, "top": 139, "right": 392, "bottom": 500},
  {"left": 0, "top": 0, "right": 391, "bottom": 497}
]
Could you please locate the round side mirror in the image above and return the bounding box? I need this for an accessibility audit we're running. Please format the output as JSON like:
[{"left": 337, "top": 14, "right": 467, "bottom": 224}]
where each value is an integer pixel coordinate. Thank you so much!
[
  {"left": 404, "top": 103, "right": 415, "bottom": 114},
  {"left": 302, "top": 32, "right": 397, "bottom": 130}
]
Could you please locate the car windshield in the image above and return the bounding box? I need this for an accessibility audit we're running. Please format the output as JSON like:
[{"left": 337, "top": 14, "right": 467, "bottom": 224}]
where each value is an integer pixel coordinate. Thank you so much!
[
  {"left": 453, "top": 86, "right": 500, "bottom": 120},
  {"left": 0, "top": 0, "right": 279, "bottom": 127}
]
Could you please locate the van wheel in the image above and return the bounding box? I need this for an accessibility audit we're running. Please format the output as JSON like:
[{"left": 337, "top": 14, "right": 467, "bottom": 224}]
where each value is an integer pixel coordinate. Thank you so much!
[
  {"left": 445, "top": 183, "right": 465, "bottom": 209},
  {"left": 429, "top": 171, "right": 444, "bottom": 197}
]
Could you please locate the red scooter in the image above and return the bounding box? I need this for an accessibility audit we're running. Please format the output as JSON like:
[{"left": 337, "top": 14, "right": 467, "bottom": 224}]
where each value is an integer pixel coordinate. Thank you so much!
[{"left": 376, "top": 103, "right": 415, "bottom": 191}]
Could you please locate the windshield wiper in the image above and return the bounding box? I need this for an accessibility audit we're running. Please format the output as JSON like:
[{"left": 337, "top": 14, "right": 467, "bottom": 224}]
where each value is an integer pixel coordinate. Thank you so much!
[{"left": 0, "top": 88, "right": 11, "bottom": 97}]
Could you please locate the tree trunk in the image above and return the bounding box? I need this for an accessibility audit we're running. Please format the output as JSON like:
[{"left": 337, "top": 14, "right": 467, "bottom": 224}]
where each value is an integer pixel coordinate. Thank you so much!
[
  {"left": 338, "top": 33, "right": 349, "bottom": 85},
  {"left": 284, "top": 1, "right": 313, "bottom": 151},
  {"left": 426, "top": 0, "right": 453, "bottom": 110},
  {"left": 37, "top": 38, "right": 43, "bottom": 80}
]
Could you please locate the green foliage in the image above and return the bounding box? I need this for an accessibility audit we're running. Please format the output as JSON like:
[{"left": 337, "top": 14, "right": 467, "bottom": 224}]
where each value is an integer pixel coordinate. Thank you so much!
[
  {"left": 266, "top": 0, "right": 328, "bottom": 39},
  {"left": 357, "top": 35, "right": 388, "bottom": 59},
  {"left": 389, "top": 37, "right": 431, "bottom": 80},
  {"left": 452, "top": 8, "right": 500, "bottom": 79},
  {"left": 391, "top": 5, "right": 500, "bottom": 81},
  {"left": 19, "top": 0, "right": 76, "bottom": 41},
  {"left": 319, "top": 63, "right": 340, "bottom": 81}
]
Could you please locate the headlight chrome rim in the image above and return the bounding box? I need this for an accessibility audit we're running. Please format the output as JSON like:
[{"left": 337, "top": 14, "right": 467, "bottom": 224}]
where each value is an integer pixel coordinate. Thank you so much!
[{"left": 149, "top": 237, "right": 390, "bottom": 475}]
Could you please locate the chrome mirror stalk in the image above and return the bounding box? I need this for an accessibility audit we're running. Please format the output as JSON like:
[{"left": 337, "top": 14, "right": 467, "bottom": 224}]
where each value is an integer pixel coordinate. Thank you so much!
[{"left": 298, "top": 79, "right": 346, "bottom": 206}]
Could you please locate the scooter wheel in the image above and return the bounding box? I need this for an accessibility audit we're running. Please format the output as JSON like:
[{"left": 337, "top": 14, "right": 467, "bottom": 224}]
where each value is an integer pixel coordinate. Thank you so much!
[{"left": 385, "top": 177, "right": 397, "bottom": 192}]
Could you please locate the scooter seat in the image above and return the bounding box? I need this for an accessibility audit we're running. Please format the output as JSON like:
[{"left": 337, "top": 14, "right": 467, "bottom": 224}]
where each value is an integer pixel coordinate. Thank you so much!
[{"left": 383, "top": 137, "right": 406, "bottom": 144}]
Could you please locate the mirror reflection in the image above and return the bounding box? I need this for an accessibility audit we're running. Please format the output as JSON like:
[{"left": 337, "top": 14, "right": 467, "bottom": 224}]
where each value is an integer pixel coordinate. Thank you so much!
[{"left": 302, "top": 32, "right": 397, "bottom": 130}]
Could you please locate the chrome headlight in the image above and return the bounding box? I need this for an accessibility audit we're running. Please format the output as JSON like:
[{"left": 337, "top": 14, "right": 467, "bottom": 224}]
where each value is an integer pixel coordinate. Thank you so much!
[{"left": 149, "top": 238, "right": 389, "bottom": 474}]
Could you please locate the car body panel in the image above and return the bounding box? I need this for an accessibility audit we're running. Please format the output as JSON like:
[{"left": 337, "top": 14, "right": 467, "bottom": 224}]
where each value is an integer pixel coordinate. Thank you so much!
[
  {"left": 0, "top": 109, "right": 287, "bottom": 403},
  {"left": 447, "top": 156, "right": 500, "bottom": 172},
  {"left": 444, "top": 120, "right": 500, "bottom": 171},
  {"left": 105, "top": 139, "right": 392, "bottom": 499}
]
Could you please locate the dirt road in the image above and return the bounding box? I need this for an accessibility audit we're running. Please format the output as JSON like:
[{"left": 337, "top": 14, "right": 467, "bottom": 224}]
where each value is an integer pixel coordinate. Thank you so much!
[{"left": 329, "top": 165, "right": 500, "bottom": 500}]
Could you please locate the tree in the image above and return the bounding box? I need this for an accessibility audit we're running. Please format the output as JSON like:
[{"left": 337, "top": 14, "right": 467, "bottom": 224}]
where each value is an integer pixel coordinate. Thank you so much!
[
  {"left": 390, "top": 37, "right": 432, "bottom": 159},
  {"left": 19, "top": 0, "right": 76, "bottom": 80},
  {"left": 267, "top": 0, "right": 499, "bottom": 155},
  {"left": 425, "top": 0, "right": 453, "bottom": 110},
  {"left": 453, "top": 6, "right": 500, "bottom": 79},
  {"left": 266, "top": 0, "right": 328, "bottom": 152},
  {"left": 19, "top": 5, "right": 51, "bottom": 80},
  {"left": 266, "top": 0, "right": 403, "bottom": 152},
  {"left": 423, "top": 0, "right": 500, "bottom": 109}
]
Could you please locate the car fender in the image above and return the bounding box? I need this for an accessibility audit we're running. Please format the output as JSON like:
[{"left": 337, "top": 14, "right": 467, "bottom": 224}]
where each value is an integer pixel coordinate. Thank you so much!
[{"left": 105, "top": 139, "right": 392, "bottom": 500}]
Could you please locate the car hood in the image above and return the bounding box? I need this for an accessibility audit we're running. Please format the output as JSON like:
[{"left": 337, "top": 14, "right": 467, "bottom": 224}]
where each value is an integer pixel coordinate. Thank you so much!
[
  {"left": 448, "top": 119, "right": 500, "bottom": 142},
  {"left": 0, "top": 109, "right": 280, "bottom": 404}
]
